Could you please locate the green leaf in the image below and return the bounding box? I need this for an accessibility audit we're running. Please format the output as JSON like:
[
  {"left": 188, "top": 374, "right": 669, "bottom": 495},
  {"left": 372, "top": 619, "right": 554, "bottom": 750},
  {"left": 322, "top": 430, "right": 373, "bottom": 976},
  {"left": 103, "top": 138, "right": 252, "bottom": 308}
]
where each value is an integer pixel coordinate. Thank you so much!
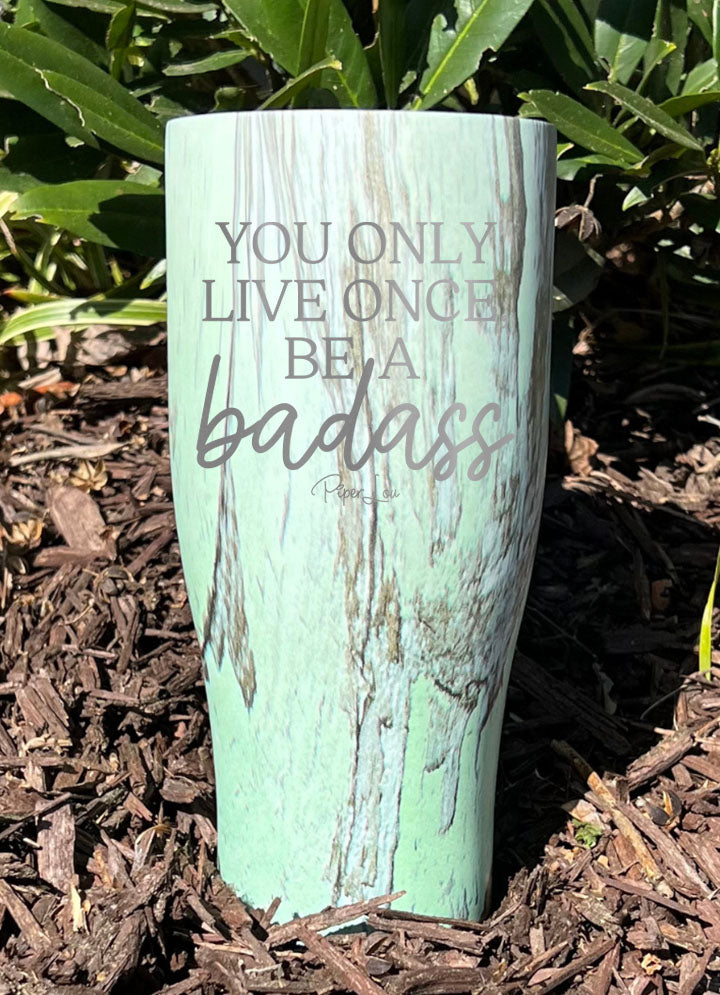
[
  {"left": 0, "top": 297, "right": 167, "bottom": 348},
  {"left": 0, "top": 50, "right": 97, "bottom": 149},
  {"left": 377, "top": 0, "right": 442, "bottom": 108},
  {"left": 0, "top": 166, "right": 37, "bottom": 195},
  {"left": 637, "top": 37, "right": 677, "bottom": 92},
  {"left": 163, "top": 49, "right": 251, "bottom": 75},
  {"left": 0, "top": 24, "right": 164, "bottom": 163},
  {"left": 555, "top": 153, "right": 627, "bottom": 180},
  {"left": 14, "top": 180, "right": 165, "bottom": 256},
  {"left": 595, "top": 0, "right": 655, "bottom": 84},
  {"left": 585, "top": 80, "right": 703, "bottom": 150},
  {"left": 258, "top": 56, "right": 341, "bottom": 109},
  {"left": 530, "top": 0, "right": 599, "bottom": 92},
  {"left": 46, "top": 0, "right": 216, "bottom": 11},
  {"left": 681, "top": 58, "right": 718, "bottom": 94},
  {"left": 15, "top": 0, "right": 109, "bottom": 66},
  {"left": 133, "top": 0, "right": 217, "bottom": 10},
  {"left": 714, "top": 0, "right": 720, "bottom": 69},
  {"left": 416, "top": 0, "right": 536, "bottom": 110},
  {"left": 378, "top": 0, "right": 405, "bottom": 108},
  {"left": 106, "top": 2, "right": 136, "bottom": 80},
  {"left": 646, "top": 0, "right": 687, "bottom": 99},
  {"left": 660, "top": 90, "right": 720, "bottom": 116},
  {"left": 42, "top": 70, "right": 165, "bottom": 162},
  {"left": 297, "top": 0, "right": 330, "bottom": 72},
  {"left": 522, "top": 89, "right": 643, "bottom": 164},
  {"left": 571, "top": 818, "right": 603, "bottom": 849},
  {"left": 107, "top": 1, "right": 135, "bottom": 50},
  {"left": 221, "top": 0, "right": 376, "bottom": 107},
  {"left": 688, "top": 0, "right": 713, "bottom": 43},
  {"left": 699, "top": 546, "right": 720, "bottom": 677}
]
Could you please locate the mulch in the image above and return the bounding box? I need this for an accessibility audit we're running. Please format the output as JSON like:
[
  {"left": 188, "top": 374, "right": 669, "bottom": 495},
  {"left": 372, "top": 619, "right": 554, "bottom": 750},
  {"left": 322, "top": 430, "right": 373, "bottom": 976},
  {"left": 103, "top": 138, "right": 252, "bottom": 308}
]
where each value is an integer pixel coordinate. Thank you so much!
[{"left": 1, "top": 341, "right": 720, "bottom": 995}]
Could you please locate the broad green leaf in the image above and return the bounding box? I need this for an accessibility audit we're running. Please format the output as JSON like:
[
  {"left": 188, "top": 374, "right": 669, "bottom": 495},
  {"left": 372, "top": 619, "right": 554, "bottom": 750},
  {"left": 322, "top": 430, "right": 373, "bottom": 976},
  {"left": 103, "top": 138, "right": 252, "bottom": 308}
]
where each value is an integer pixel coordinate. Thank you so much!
[
  {"left": 378, "top": 0, "right": 438, "bottom": 109},
  {"left": 42, "top": 70, "right": 165, "bottom": 162},
  {"left": 637, "top": 38, "right": 676, "bottom": 92},
  {"left": 0, "top": 297, "right": 167, "bottom": 348},
  {"left": 699, "top": 546, "right": 720, "bottom": 677},
  {"left": 47, "top": 0, "right": 216, "bottom": 13},
  {"left": 106, "top": 2, "right": 136, "bottom": 79},
  {"left": 0, "top": 166, "right": 36, "bottom": 195},
  {"left": 714, "top": 0, "right": 720, "bottom": 68},
  {"left": 164, "top": 50, "right": 251, "bottom": 75},
  {"left": 378, "top": 0, "right": 406, "bottom": 108},
  {"left": 133, "top": 0, "right": 217, "bottom": 9},
  {"left": 688, "top": 0, "right": 713, "bottom": 43},
  {"left": 522, "top": 89, "right": 643, "bottom": 164},
  {"left": 646, "top": 0, "right": 687, "bottom": 99},
  {"left": 221, "top": 0, "right": 376, "bottom": 107},
  {"left": 578, "top": 0, "right": 600, "bottom": 20},
  {"left": 595, "top": 0, "right": 655, "bottom": 84},
  {"left": 416, "top": 0, "right": 536, "bottom": 110},
  {"left": 622, "top": 185, "right": 650, "bottom": 210},
  {"left": 107, "top": 2, "right": 135, "bottom": 50},
  {"left": 0, "top": 24, "right": 164, "bottom": 163},
  {"left": 530, "top": 0, "right": 599, "bottom": 92},
  {"left": 660, "top": 90, "right": 720, "bottom": 116},
  {"left": 297, "top": 0, "right": 330, "bottom": 73},
  {"left": 681, "top": 58, "right": 718, "bottom": 94},
  {"left": 15, "top": 0, "right": 108, "bottom": 66},
  {"left": 555, "top": 153, "right": 627, "bottom": 180},
  {"left": 0, "top": 49, "right": 97, "bottom": 149},
  {"left": 14, "top": 180, "right": 165, "bottom": 256},
  {"left": 586, "top": 80, "right": 703, "bottom": 150},
  {"left": 259, "top": 56, "right": 341, "bottom": 109}
]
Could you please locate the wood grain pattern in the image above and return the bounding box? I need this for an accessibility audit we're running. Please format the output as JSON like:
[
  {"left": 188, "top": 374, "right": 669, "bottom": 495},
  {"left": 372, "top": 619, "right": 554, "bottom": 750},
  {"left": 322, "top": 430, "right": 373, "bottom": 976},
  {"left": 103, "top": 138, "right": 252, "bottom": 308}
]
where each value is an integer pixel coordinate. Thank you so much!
[{"left": 166, "top": 110, "right": 556, "bottom": 919}]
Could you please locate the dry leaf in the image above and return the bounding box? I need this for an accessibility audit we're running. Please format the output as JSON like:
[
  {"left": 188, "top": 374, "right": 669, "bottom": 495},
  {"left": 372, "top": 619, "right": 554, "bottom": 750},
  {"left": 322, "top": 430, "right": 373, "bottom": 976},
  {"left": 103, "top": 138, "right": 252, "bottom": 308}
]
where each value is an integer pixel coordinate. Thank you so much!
[
  {"left": 555, "top": 204, "right": 602, "bottom": 242},
  {"left": 641, "top": 953, "right": 663, "bottom": 975},
  {"left": 5, "top": 518, "right": 43, "bottom": 550},
  {"left": 565, "top": 421, "right": 599, "bottom": 477},
  {"left": 69, "top": 459, "right": 109, "bottom": 493}
]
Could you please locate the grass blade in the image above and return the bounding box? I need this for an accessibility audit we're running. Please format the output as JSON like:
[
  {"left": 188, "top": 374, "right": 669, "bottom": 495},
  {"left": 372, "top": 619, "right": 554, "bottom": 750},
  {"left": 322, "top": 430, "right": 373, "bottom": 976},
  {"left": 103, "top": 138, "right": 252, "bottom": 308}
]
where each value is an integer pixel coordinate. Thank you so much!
[
  {"left": 699, "top": 546, "right": 720, "bottom": 677},
  {"left": 0, "top": 298, "right": 167, "bottom": 348}
]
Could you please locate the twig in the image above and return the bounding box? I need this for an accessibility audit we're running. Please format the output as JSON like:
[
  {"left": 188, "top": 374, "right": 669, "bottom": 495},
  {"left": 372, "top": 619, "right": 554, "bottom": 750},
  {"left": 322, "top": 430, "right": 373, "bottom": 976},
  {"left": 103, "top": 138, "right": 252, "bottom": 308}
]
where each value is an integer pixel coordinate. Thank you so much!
[
  {"left": 9, "top": 440, "right": 126, "bottom": 467},
  {"left": 551, "top": 740, "right": 671, "bottom": 895}
]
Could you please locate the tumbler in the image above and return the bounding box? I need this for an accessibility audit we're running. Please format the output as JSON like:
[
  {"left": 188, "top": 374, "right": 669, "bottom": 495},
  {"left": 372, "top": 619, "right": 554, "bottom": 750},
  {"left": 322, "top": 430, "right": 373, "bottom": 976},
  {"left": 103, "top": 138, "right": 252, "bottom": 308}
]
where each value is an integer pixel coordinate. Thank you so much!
[{"left": 165, "top": 109, "right": 555, "bottom": 919}]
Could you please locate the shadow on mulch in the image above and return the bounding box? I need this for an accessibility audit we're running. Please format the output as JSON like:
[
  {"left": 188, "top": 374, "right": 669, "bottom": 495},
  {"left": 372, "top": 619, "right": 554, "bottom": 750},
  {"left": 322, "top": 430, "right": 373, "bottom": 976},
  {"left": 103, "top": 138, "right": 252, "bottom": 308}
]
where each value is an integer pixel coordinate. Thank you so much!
[{"left": 495, "top": 347, "right": 720, "bottom": 900}]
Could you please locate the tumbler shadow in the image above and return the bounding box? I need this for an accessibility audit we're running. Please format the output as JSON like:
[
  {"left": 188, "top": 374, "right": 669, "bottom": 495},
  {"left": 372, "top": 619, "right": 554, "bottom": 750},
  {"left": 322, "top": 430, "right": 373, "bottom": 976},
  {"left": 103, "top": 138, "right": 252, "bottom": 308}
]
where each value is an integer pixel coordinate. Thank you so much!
[{"left": 492, "top": 352, "right": 720, "bottom": 907}]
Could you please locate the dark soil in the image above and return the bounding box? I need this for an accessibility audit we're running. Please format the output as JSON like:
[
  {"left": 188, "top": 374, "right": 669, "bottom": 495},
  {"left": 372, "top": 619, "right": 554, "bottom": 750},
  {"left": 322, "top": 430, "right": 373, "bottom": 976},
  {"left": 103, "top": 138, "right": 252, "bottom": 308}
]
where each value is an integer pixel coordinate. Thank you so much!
[{"left": 0, "top": 336, "right": 719, "bottom": 994}]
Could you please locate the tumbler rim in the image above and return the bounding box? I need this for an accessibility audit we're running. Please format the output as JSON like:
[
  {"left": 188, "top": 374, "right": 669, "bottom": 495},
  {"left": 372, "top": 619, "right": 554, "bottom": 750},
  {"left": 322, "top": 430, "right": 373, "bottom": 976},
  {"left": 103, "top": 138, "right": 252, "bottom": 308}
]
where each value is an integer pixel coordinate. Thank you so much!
[{"left": 165, "top": 108, "right": 556, "bottom": 134}]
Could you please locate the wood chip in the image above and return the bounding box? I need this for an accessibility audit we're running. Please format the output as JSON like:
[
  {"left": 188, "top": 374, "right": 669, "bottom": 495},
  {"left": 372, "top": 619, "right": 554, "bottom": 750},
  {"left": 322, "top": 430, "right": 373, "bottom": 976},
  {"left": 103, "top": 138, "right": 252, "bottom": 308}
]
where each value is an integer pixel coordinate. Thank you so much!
[{"left": 296, "top": 925, "right": 386, "bottom": 995}]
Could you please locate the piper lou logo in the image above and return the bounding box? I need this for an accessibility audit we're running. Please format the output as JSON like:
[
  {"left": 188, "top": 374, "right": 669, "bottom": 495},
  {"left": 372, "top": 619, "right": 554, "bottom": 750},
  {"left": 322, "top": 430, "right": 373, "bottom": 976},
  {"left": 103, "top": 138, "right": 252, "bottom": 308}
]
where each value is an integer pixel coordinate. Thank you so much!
[{"left": 195, "top": 219, "right": 514, "bottom": 482}]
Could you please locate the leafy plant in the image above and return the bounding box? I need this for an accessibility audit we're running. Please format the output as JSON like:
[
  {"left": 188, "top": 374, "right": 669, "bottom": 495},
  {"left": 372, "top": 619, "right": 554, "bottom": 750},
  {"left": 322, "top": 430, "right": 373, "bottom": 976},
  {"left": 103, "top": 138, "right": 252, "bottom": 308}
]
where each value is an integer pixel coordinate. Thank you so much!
[
  {"left": 0, "top": 0, "right": 718, "bottom": 370},
  {"left": 571, "top": 817, "right": 603, "bottom": 848}
]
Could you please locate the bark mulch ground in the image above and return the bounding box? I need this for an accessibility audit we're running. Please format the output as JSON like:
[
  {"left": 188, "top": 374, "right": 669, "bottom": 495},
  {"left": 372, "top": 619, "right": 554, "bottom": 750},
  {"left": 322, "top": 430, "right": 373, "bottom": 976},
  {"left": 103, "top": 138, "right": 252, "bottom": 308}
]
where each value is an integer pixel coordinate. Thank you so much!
[{"left": 1, "top": 342, "right": 720, "bottom": 995}]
